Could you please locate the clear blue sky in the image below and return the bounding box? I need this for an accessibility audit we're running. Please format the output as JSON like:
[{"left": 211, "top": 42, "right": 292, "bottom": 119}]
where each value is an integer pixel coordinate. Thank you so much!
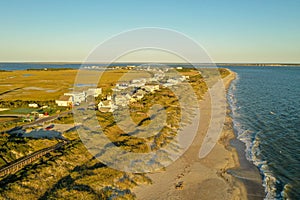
[{"left": 0, "top": 0, "right": 299, "bottom": 63}]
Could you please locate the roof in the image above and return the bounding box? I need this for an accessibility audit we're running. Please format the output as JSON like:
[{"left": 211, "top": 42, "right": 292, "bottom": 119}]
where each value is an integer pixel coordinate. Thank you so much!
[
  {"left": 99, "top": 107, "right": 111, "bottom": 113},
  {"left": 57, "top": 95, "right": 72, "bottom": 101},
  {"left": 99, "top": 100, "right": 111, "bottom": 107}
]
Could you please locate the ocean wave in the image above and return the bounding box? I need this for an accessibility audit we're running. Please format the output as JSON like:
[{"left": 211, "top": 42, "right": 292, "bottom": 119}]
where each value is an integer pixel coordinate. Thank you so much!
[
  {"left": 227, "top": 77, "right": 282, "bottom": 200},
  {"left": 252, "top": 136, "right": 283, "bottom": 200}
]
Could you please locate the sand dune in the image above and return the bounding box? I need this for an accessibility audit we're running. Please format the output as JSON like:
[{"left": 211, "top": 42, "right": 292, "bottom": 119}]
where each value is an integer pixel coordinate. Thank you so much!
[{"left": 133, "top": 71, "right": 247, "bottom": 200}]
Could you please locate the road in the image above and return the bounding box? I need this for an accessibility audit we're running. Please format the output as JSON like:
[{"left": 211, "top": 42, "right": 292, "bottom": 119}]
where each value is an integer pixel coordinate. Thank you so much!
[
  {"left": 22, "top": 110, "right": 72, "bottom": 128},
  {"left": 2, "top": 110, "right": 72, "bottom": 135}
]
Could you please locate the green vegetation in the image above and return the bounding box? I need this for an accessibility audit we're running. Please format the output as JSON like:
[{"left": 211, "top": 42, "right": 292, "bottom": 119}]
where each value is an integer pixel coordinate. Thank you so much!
[
  {"left": 53, "top": 113, "right": 74, "bottom": 124},
  {"left": 0, "top": 132, "right": 151, "bottom": 200},
  {"left": 0, "top": 100, "right": 56, "bottom": 108},
  {"left": 0, "top": 134, "right": 59, "bottom": 167},
  {"left": 26, "top": 68, "right": 76, "bottom": 71}
]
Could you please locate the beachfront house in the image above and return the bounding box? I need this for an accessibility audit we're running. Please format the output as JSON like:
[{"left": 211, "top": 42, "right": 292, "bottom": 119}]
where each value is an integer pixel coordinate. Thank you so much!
[{"left": 55, "top": 95, "right": 73, "bottom": 107}]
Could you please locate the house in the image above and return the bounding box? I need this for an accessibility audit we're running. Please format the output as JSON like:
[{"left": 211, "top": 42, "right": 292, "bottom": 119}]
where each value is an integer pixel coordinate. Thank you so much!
[
  {"left": 116, "top": 82, "right": 129, "bottom": 90},
  {"left": 163, "top": 78, "right": 179, "bottom": 87},
  {"left": 86, "top": 88, "right": 102, "bottom": 97},
  {"left": 98, "top": 100, "right": 114, "bottom": 112},
  {"left": 130, "top": 79, "right": 146, "bottom": 87},
  {"left": 55, "top": 95, "right": 73, "bottom": 107},
  {"left": 142, "top": 84, "right": 160, "bottom": 93},
  {"left": 114, "top": 95, "right": 129, "bottom": 107},
  {"left": 28, "top": 103, "right": 38, "bottom": 108},
  {"left": 64, "top": 92, "right": 85, "bottom": 103},
  {"left": 132, "top": 89, "right": 146, "bottom": 100},
  {"left": 179, "top": 75, "right": 189, "bottom": 82}
]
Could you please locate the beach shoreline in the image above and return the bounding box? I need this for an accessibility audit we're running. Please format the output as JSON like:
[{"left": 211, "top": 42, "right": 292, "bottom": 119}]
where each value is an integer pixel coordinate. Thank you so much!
[
  {"left": 226, "top": 73, "right": 265, "bottom": 199},
  {"left": 133, "top": 70, "right": 250, "bottom": 200}
]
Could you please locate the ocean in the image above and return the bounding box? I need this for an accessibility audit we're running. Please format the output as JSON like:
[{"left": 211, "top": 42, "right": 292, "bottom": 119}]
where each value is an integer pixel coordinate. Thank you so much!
[{"left": 227, "top": 66, "right": 300, "bottom": 199}]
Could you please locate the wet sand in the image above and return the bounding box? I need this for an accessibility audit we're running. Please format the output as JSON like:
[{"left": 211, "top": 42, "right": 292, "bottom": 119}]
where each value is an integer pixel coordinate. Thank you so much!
[
  {"left": 133, "top": 70, "right": 257, "bottom": 200},
  {"left": 228, "top": 138, "right": 265, "bottom": 199}
]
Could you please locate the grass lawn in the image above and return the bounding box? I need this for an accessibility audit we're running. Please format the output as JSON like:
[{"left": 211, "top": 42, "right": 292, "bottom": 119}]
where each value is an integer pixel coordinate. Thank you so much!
[{"left": 0, "top": 107, "right": 37, "bottom": 114}]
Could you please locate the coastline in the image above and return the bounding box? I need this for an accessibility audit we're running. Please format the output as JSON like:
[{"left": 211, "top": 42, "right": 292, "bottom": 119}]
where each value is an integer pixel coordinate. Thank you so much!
[
  {"left": 133, "top": 70, "right": 248, "bottom": 199},
  {"left": 227, "top": 73, "right": 265, "bottom": 199}
]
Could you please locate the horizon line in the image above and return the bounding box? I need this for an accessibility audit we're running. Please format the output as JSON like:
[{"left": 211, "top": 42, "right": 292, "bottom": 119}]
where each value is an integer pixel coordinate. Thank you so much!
[{"left": 0, "top": 61, "right": 300, "bottom": 65}]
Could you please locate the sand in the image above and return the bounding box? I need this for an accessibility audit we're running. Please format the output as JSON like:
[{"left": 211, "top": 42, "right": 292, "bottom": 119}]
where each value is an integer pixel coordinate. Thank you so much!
[{"left": 133, "top": 70, "right": 249, "bottom": 200}]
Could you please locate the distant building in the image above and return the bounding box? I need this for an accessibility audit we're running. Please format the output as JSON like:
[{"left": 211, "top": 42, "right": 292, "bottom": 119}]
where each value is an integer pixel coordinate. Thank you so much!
[
  {"left": 86, "top": 88, "right": 102, "bottom": 97},
  {"left": 98, "top": 100, "right": 114, "bottom": 112},
  {"left": 130, "top": 79, "right": 146, "bottom": 87},
  {"left": 55, "top": 95, "right": 73, "bottom": 107},
  {"left": 136, "top": 90, "right": 146, "bottom": 100},
  {"left": 116, "top": 82, "right": 129, "bottom": 90},
  {"left": 64, "top": 92, "right": 85, "bottom": 103},
  {"left": 114, "top": 94, "right": 130, "bottom": 106},
  {"left": 142, "top": 84, "right": 159, "bottom": 93},
  {"left": 131, "top": 89, "right": 146, "bottom": 101},
  {"left": 28, "top": 103, "right": 38, "bottom": 108}
]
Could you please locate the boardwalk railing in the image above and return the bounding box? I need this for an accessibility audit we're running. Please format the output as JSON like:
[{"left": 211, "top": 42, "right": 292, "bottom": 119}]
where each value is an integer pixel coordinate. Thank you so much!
[{"left": 0, "top": 142, "right": 65, "bottom": 177}]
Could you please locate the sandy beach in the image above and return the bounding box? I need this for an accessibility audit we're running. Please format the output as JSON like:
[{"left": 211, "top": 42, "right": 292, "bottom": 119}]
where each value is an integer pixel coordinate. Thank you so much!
[{"left": 133, "top": 70, "right": 249, "bottom": 200}]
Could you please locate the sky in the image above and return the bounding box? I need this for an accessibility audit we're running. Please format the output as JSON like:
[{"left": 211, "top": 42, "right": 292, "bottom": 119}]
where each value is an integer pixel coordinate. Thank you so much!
[{"left": 0, "top": 0, "right": 299, "bottom": 63}]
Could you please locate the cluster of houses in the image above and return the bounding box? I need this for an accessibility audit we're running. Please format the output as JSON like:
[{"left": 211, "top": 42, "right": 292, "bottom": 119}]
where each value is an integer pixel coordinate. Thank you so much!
[
  {"left": 97, "top": 81, "right": 160, "bottom": 113},
  {"left": 97, "top": 69, "right": 189, "bottom": 113},
  {"left": 55, "top": 67, "right": 189, "bottom": 113}
]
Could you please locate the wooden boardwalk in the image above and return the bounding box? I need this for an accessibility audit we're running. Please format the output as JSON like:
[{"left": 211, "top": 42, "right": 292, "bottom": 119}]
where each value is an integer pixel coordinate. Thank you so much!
[{"left": 0, "top": 141, "right": 66, "bottom": 177}]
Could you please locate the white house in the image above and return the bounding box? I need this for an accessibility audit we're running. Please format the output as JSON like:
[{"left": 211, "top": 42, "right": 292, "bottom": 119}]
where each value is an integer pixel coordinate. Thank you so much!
[
  {"left": 64, "top": 92, "right": 85, "bottom": 103},
  {"left": 55, "top": 95, "right": 73, "bottom": 107},
  {"left": 98, "top": 100, "right": 114, "bottom": 112},
  {"left": 116, "top": 82, "right": 129, "bottom": 90},
  {"left": 107, "top": 95, "right": 112, "bottom": 100},
  {"left": 28, "top": 103, "right": 38, "bottom": 108},
  {"left": 86, "top": 88, "right": 102, "bottom": 97},
  {"left": 114, "top": 95, "right": 129, "bottom": 107},
  {"left": 131, "top": 89, "right": 146, "bottom": 101},
  {"left": 142, "top": 84, "right": 160, "bottom": 93}
]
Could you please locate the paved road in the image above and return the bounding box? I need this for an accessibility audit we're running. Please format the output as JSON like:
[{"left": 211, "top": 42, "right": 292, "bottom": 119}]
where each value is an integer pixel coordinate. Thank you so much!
[
  {"left": 23, "top": 110, "right": 72, "bottom": 128},
  {"left": 2, "top": 110, "right": 72, "bottom": 135}
]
